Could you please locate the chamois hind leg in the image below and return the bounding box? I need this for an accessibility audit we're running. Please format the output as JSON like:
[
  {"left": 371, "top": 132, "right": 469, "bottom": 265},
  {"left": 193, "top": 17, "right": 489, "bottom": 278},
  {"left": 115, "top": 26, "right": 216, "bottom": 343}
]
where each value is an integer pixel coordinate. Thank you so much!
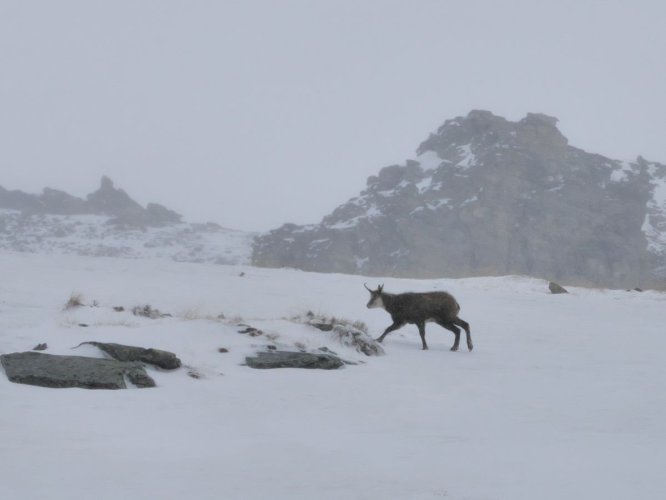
[
  {"left": 376, "top": 320, "right": 405, "bottom": 343},
  {"left": 453, "top": 317, "right": 473, "bottom": 351},
  {"left": 417, "top": 321, "right": 428, "bottom": 350},
  {"left": 436, "top": 321, "right": 461, "bottom": 351}
]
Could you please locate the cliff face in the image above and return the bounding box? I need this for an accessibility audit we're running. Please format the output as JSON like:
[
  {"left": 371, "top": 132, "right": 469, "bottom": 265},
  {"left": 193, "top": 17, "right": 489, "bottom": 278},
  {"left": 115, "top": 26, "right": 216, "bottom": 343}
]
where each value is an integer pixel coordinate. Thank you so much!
[{"left": 253, "top": 111, "right": 666, "bottom": 289}]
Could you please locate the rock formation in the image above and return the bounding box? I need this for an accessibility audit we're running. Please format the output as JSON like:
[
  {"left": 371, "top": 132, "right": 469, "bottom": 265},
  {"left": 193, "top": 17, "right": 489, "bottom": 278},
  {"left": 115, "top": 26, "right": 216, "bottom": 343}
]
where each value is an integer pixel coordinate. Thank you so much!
[{"left": 253, "top": 111, "right": 666, "bottom": 289}]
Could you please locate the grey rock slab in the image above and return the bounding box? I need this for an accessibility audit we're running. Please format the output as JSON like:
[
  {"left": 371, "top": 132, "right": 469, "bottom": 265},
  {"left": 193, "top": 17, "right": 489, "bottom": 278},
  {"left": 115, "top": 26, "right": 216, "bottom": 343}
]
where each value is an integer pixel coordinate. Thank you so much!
[
  {"left": 0, "top": 351, "right": 155, "bottom": 389},
  {"left": 245, "top": 351, "right": 345, "bottom": 370},
  {"left": 77, "top": 342, "right": 181, "bottom": 370}
]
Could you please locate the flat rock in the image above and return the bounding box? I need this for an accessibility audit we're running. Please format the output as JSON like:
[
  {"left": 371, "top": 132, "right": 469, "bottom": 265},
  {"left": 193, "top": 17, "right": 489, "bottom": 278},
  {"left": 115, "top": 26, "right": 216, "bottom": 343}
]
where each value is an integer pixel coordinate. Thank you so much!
[
  {"left": 245, "top": 351, "right": 344, "bottom": 370},
  {"left": 77, "top": 342, "right": 181, "bottom": 369},
  {"left": 0, "top": 351, "right": 155, "bottom": 389}
]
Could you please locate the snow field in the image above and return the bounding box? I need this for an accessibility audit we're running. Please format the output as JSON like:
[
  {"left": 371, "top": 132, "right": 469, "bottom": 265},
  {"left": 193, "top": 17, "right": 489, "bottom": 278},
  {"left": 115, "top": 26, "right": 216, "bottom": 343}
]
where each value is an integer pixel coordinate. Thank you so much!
[{"left": 1, "top": 253, "right": 665, "bottom": 499}]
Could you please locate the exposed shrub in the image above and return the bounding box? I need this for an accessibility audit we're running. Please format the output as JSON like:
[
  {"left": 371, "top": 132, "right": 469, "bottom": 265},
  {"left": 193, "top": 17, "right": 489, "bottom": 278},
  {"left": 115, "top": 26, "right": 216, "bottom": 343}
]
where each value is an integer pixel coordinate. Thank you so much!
[
  {"left": 63, "top": 292, "right": 85, "bottom": 310},
  {"left": 132, "top": 304, "right": 172, "bottom": 319},
  {"left": 289, "top": 312, "right": 381, "bottom": 356}
]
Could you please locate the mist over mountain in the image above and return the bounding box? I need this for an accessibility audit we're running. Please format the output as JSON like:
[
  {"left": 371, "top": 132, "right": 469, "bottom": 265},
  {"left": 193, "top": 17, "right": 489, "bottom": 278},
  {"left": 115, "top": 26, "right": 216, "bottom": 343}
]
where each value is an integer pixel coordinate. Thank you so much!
[
  {"left": 253, "top": 111, "right": 666, "bottom": 290},
  {"left": 2, "top": 111, "right": 665, "bottom": 289}
]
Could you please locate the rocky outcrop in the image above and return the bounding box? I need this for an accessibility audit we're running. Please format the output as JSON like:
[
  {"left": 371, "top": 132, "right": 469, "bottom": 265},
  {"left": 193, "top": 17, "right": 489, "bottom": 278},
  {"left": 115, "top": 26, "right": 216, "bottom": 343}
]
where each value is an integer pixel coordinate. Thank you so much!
[
  {"left": 0, "top": 351, "right": 155, "bottom": 389},
  {"left": 253, "top": 111, "right": 666, "bottom": 290},
  {"left": 85, "top": 176, "right": 144, "bottom": 215}
]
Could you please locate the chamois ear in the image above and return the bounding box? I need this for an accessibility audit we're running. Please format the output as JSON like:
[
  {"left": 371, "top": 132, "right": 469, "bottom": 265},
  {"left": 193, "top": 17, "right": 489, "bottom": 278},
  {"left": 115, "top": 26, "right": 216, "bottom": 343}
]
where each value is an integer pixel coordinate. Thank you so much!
[{"left": 378, "top": 284, "right": 384, "bottom": 293}]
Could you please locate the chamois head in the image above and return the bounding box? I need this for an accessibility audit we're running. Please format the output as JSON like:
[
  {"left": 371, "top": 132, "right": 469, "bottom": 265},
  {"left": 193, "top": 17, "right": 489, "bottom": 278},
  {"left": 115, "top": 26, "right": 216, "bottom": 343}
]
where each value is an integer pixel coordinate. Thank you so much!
[{"left": 364, "top": 283, "right": 385, "bottom": 309}]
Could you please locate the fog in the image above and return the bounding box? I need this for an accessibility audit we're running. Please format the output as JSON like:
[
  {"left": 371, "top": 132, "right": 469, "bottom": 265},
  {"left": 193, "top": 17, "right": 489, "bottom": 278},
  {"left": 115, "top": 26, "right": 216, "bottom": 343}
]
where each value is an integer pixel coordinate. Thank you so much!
[{"left": 2, "top": 0, "right": 665, "bottom": 231}]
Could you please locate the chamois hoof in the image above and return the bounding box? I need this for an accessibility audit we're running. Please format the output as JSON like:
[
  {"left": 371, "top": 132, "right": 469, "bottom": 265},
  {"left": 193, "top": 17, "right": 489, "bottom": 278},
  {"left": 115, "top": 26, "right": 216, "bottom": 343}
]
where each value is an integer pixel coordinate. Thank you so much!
[
  {"left": 450, "top": 346, "right": 459, "bottom": 352},
  {"left": 375, "top": 338, "right": 383, "bottom": 343},
  {"left": 468, "top": 345, "right": 474, "bottom": 352}
]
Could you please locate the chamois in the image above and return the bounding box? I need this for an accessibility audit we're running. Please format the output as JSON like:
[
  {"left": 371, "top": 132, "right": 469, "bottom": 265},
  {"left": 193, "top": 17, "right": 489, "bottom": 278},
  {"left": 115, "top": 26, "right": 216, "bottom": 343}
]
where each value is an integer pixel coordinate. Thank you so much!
[{"left": 365, "top": 283, "right": 472, "bottom": 351}]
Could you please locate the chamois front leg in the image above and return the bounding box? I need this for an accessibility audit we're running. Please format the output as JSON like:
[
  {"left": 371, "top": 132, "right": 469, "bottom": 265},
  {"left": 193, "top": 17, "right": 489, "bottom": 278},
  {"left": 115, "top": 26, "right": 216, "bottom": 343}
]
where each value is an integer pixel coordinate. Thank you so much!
[
  {"left": 376, "top": 320, "right": 405, "bottom": 343},
  {"left": 417, "top": 321, "right": 428, "bottom": 350}
]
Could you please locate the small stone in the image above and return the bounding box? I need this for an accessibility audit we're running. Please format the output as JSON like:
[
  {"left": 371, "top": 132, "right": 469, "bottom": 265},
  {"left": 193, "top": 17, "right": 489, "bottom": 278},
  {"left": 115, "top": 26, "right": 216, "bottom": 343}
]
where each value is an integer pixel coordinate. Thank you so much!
[
  {"left": 33, "top": 343, "right": 48, "bottom": 351},
  {"left": 548, "top": 282, "right": 568, "bottom": 294},
  {"left": 238, "top": 326, "right": 262, "bottom": 336}
]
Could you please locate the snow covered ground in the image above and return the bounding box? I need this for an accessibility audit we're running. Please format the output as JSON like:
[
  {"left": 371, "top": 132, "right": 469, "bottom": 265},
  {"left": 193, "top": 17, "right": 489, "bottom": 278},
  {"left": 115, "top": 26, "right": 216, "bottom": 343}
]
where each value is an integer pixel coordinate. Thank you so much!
[{"left": 1, "top": 252, "right": 665, "bottom": 499}]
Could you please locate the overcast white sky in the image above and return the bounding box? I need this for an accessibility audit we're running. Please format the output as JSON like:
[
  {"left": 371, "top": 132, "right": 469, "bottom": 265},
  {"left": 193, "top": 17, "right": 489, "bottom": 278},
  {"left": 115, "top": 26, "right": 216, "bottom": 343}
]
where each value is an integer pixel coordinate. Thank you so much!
[{"left": 1, "top": 0, "right": 665, "bottom": 231}]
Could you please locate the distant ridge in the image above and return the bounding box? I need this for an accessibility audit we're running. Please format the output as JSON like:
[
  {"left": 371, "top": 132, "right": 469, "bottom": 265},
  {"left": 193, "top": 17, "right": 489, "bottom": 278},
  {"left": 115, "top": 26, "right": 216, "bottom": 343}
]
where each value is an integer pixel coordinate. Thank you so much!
[
  {"left": 0, "top": 176, "right": 181, "bottom": 227},
  {"left": 253, "top": 110, "right": 666, "bottom": 290},
  {"left": 0, "top": 177, "right": 253, "bottom": 264}
]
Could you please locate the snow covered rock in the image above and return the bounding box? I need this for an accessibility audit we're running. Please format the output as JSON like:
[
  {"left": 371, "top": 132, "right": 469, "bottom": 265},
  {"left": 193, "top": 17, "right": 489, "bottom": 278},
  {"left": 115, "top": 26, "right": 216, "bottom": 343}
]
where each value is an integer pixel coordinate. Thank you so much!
[{"left": 0, "top": 351, "right": 155, "bottom": 389}]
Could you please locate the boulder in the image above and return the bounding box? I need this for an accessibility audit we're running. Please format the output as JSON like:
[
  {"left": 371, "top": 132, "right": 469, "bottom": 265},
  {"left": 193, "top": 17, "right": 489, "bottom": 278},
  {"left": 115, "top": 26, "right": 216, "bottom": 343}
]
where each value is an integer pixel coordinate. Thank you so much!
[
  {"left": 245, "top": 351, "right": 345, "bottom": 370},
  {"left": 0, "top": 351, "right": 155, "bottom": 389}
]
